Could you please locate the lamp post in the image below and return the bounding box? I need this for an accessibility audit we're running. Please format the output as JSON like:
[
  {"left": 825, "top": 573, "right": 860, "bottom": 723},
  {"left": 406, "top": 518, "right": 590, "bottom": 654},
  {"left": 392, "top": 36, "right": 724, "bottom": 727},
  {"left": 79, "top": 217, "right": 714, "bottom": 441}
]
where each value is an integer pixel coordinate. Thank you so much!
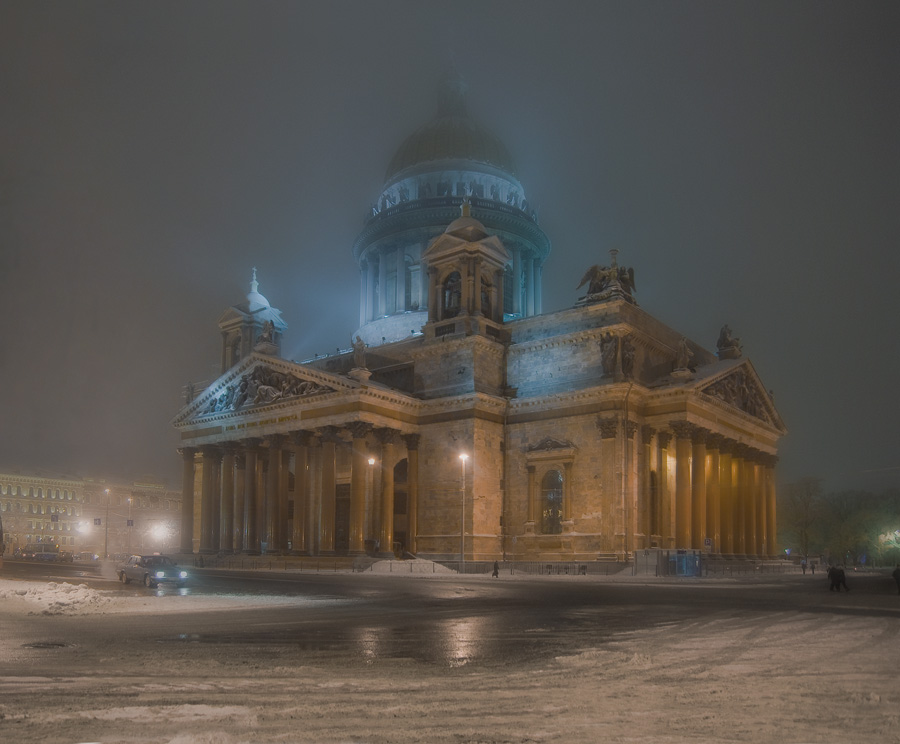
[
  {"left": 103, "top": 488, "right": 110, "bottom": 560},
  {"left": 459, "top": 453, "right": 468, "bottom": 572}
]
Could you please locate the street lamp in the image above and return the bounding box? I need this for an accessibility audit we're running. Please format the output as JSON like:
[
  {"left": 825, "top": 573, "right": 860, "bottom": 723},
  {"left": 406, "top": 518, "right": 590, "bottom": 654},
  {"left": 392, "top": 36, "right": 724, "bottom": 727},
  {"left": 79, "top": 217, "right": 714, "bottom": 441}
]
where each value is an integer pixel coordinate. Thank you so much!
[
  {"left": 103, "top": 488, "right": 110, "bottom": 560},
  {"left": 459, "top": 453, "right": 468, "bottom": 572}
]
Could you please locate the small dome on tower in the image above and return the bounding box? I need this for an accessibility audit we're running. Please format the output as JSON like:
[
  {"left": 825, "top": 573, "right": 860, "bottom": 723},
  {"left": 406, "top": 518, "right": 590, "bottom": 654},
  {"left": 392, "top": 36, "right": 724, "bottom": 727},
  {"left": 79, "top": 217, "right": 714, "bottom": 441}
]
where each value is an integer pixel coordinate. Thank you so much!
[
  {"left": 444, "top": 202, "right": 489, "bottom": 241},
  {"left": 246, "top": 267, "right": 271, "bottom": 311}
]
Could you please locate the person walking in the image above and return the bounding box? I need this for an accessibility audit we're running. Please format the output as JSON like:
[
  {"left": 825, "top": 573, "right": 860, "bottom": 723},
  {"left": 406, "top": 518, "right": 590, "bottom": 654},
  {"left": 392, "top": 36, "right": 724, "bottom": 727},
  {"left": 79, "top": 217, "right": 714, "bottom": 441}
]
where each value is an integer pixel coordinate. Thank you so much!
[
  {"left": 836, "top": 565, "right": 849, "bottom": 591},
  {"left": 892, "top": 565, "right": 900, "bottom": 595},
  {"left": 492, "top": 560, "right": 500, "bottom": 578}
]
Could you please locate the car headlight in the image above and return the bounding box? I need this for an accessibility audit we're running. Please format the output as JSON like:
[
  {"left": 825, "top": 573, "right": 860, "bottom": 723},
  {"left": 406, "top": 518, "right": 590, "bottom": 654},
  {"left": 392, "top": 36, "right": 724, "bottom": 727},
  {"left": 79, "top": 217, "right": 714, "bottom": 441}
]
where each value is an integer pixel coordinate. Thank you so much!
[
  {"left": 179, "top": 571, "right": 188, "bottom": 579},
  {"left": 156, "top": 571, "right": 166, "bottom": 579}
]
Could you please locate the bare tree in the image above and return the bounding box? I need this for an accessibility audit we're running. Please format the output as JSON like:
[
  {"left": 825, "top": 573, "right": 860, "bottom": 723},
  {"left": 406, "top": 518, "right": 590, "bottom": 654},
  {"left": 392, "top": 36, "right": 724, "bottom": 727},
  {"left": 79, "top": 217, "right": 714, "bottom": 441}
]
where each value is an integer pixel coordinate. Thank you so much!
[{"left": 778, "top": 477, "right": 822, "bottom": 559}]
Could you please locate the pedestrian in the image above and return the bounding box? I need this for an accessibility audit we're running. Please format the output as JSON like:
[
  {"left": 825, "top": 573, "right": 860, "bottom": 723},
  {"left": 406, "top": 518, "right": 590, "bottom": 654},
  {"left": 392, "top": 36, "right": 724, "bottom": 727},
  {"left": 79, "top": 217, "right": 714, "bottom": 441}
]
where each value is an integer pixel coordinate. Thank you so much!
[
  {"left": 811, "top": 562, "right": 816, "bottom": 575},
  {"left": 827, "top": 565, "right": 838, "bottom": 591},
  {"left": 801, "top": 559, "right": 807, "bottom": 575},
  {"left": 492, "top": 560, "right": 500, "bottom": 578},
  {"left": 836, "top": 565, "right": 849, "bottom": 592},
  {"left": 892, "top": 565, "right": 900, "bottom": 596}
]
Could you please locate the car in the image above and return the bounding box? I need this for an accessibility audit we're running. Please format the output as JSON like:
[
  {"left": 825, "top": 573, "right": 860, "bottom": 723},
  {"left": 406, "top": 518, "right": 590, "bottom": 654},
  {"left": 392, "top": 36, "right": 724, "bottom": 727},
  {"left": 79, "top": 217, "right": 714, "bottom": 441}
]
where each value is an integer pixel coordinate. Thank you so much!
[
  {"left": 116, "top": 554, "right": 188, "bottom": 588},
  {"left": 21, "top": 543, "right": 62, "bottom": 561}
]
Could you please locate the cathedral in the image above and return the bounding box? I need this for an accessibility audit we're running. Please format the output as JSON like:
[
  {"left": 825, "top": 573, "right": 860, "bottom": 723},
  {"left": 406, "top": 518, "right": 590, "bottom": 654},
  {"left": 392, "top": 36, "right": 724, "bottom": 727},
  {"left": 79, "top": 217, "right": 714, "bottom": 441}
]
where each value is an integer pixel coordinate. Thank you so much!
[{"left": 173, "top": 73, "right": 786, "bottom": 563}]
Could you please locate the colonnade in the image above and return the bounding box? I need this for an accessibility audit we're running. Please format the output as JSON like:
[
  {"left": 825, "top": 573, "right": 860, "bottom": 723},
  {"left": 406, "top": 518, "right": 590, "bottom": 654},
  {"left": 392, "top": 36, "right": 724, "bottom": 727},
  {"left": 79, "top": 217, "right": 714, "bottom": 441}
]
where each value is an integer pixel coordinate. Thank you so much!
[
  {"left": 635, "top": 422, "right": 777, "bottom": 557},
  {"left": 357, "top": 247, "right": 544, "bottom": 327},
  {"left": 179, "top": 426, "right": 419, "bottom": 556}
]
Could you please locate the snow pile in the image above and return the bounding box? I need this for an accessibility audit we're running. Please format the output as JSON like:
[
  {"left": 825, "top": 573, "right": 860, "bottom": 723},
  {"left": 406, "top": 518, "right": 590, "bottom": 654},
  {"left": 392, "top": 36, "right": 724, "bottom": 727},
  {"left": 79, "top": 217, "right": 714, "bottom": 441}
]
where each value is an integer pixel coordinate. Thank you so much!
[
  {"left": 368, "top": 558, "right": 456, "bottom": 574},
  {"left": 0, "top": 580, "right": 113, "bottom": 615}
]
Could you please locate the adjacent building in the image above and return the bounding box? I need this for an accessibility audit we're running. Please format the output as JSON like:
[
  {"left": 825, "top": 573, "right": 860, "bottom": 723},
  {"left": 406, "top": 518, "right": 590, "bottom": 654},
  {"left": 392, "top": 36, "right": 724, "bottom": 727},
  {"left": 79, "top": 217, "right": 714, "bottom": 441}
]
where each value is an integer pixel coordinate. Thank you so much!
[{"left": 0, "top": 471, "right": 181, "bottom": 557}]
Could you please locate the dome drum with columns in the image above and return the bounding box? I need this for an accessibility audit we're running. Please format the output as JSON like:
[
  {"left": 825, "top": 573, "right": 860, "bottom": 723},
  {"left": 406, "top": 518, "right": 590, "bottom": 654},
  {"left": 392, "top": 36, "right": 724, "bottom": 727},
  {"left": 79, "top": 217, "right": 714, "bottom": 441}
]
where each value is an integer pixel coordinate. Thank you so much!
[
  {"left": 353, "top": 72, "right": 550, "bottom": 347},
  {"left": 174, "top": 77, "right": 785, "bottom": 566}
]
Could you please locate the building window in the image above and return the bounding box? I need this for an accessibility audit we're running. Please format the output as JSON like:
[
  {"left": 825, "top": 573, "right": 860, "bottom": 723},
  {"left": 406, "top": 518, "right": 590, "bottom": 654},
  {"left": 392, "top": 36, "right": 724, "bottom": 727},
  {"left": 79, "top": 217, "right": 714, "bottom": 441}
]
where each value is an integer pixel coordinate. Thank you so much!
[
  {"left": 441, "top": 272, "right": 462, "bottom": 319},
  {"left": 540, "top": 470, "right": 563, "bottom": 535}
]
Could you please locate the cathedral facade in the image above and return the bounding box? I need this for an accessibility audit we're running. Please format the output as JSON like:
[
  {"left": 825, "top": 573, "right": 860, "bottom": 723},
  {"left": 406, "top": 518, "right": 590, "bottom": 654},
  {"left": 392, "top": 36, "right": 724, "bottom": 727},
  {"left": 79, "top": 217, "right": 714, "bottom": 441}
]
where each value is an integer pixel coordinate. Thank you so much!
[{"left": 173, "top": 75, "right": 785, "bottom": 562}]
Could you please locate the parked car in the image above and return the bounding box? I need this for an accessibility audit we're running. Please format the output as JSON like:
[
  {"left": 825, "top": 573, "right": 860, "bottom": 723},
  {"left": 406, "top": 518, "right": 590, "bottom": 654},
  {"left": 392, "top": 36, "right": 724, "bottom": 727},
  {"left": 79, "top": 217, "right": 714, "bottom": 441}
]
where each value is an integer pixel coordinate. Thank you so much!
[
  {"left": 21, "top": 543, "right": 61, "bottom": 561},
  {"left": 116, "top": 554, "right": 188, "bottom": 588}
]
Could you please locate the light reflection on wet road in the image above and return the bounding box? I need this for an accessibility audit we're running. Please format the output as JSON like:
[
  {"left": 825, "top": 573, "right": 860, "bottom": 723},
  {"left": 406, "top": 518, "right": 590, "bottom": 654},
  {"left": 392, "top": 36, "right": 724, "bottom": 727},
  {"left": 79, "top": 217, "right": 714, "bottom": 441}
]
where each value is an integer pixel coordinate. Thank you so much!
[{"left": 5, "top": 560, "right": 898, "bottom": 670}]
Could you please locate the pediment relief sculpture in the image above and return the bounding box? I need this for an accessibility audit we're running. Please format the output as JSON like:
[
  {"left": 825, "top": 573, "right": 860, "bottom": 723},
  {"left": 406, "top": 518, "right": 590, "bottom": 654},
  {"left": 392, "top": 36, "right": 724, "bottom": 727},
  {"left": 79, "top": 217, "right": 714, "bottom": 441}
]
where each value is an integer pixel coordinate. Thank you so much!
[
  {"left": 700, "top": 367, "right": 774, "bottom": 425},
  {"left": 203, "top": 364, "right": 333, "bottom": 416},
  {"left": 526, "top": 436, "right": 576, "bottom": 452}
]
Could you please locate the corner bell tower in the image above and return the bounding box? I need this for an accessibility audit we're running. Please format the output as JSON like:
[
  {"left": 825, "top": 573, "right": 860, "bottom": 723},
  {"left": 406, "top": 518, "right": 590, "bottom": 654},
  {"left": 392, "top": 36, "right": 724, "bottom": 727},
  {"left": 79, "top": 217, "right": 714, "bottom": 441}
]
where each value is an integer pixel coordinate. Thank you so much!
[{"left": 216, "top": 268, "right": 287, "bottom": 372}]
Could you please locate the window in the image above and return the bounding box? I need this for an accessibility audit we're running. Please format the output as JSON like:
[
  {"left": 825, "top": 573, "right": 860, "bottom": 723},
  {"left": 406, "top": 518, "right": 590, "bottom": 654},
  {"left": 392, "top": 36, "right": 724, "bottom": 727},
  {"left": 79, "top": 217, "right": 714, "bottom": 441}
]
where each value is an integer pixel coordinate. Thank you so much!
[
  {"left": 503, "top": 266, "right": 514, "bottom": 315},
  {"left": 540, "top": 470, "right": 563, "bottom": 535},
  {"left": 441, "top": 272, "right": 462, "bottom": 319}
]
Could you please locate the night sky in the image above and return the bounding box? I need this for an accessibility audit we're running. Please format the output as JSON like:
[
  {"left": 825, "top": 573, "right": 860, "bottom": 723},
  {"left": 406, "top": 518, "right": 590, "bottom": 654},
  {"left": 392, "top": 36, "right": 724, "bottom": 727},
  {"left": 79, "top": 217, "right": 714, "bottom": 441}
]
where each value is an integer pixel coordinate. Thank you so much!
[{"left": 1, "top": 2, "right": 897, "bottom": 492}]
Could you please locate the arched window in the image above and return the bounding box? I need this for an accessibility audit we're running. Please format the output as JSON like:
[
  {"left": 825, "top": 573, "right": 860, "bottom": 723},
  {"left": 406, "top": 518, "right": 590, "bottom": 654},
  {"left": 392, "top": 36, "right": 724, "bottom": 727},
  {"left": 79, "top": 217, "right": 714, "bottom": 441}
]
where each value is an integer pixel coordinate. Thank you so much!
[
  {"left": 503, "top": 266, "right": 514, "bottom": 316},
  {"left": 480, "top": 274, "right": 492, "bottom": 317},
  {"left": 540, "top": 470, "right": 563, "bottom": 535},
  {"left": 441, "top": 271, "right": 462, "bottom": 319}
]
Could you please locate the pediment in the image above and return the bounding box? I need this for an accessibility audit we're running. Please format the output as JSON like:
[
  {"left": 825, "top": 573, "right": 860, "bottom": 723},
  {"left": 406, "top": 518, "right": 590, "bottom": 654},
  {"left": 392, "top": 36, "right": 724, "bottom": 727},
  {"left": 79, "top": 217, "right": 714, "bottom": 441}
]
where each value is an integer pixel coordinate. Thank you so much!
[
  {"left": 526, "top": 437, "right": 576, "bottom": 453},
  {"left": 423, "top": 231, "right": 510, "bottom": 269},
  {"left": 697, "top": 361, "right": 785, "bottom": 431},
  {"left": 173, "top": 354, "right": 354, "bottom": 427}
]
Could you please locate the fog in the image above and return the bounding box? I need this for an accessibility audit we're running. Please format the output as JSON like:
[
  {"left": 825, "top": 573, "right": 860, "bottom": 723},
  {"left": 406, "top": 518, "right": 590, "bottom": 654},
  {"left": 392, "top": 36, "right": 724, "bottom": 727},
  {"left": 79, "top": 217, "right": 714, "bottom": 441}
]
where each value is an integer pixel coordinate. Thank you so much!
[{"left": 1, "top": 1, "right": 897, "bottom": 491}]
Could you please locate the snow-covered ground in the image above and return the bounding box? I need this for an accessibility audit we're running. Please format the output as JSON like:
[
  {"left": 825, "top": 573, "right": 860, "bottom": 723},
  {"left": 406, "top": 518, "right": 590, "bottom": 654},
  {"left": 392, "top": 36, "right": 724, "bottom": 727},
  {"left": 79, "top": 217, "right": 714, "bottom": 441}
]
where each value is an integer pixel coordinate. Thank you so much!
[{"left": 2, "top": 574, "right": 899, "bottom": 743}]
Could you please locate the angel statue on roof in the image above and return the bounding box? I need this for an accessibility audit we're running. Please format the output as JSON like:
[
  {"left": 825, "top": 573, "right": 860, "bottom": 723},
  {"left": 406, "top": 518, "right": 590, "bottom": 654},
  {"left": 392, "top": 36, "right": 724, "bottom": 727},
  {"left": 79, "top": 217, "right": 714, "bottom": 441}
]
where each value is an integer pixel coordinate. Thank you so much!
[{"left": 577, "top": 249, "right": 636, "bottom": 301}]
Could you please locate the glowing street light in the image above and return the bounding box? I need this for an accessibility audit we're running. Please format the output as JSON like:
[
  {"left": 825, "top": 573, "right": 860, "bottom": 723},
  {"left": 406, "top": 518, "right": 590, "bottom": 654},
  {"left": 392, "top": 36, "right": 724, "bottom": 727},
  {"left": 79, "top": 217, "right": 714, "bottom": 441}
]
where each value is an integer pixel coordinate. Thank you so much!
[{"left": 459, "top": 453, "right": 468, "bottom": 571}]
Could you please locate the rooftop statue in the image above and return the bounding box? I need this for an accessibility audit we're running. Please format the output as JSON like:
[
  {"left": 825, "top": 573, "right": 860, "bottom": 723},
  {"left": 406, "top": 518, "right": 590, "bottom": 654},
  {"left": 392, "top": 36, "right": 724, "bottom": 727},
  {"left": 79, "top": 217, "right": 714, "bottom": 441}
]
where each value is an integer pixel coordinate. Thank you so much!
[
  {"left": 352, "top": 335, "right": 367, "bottom": 369},
  {"left": 716, "top": 324, "right": 743, "bottom": 359},
  {"left": 674, "top": 336, "right": 694, "bottom": 371},
  {"left": 577, "top": 249, "right": 636, "bottom": 304}
]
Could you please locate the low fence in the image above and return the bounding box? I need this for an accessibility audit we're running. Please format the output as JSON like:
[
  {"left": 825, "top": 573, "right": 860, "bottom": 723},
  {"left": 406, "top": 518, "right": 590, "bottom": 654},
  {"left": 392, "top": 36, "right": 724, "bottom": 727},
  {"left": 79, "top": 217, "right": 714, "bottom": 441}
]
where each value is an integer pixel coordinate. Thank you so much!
[{"left": 188, "top": 552, "right": 793, "bottom": 577}]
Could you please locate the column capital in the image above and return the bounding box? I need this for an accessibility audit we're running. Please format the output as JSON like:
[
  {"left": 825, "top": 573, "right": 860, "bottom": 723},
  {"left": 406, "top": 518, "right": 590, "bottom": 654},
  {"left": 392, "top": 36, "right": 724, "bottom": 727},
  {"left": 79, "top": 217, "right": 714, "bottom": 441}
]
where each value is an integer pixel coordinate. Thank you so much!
[
  {"left": 317, "top": 425, "right": 345, "bottom": 445},
  {"left": 239, "top": 437, "right": 262, "bottom": 450},
  {"left": 706, "top": 433, "right": 726, "bottom": 451},
  {"left": 374, "top": 427, "right": 400, "bottom": 446},
  {"left": 200, "top": 444, "right": 223, "bottom": 460},
  {"left": 760, "top": 453, "right": 779, "bottom": 468},
  {"left": 641, "top": 426, "right": 654, "bottom": 446},
  {"left": 669, "top": 421, "right": 695, "bottom": 440},
  {"left": 596, "top": 417, "right": 619, "bottom": 439},
  {"left": 289, "top": 430, "right": 318, "bottom": 448},
  {"left": 657, "top": 431, "right": 672, "bottom": 449},
  {"left": 265, "top": 434, "right": 286, "bottom": 450},
  {"left": 733, "top": 443, "right": 756, "bottom": 461},
  {"left": 401, "top": 433, "right": 421, "bottom": 451},
  {"left": 691, "top": 426, "right": 709, "bottom": 445},
  {"left": 346, "top": 421, "right": 373, "bottom": 440},
  {"left": 625, "top": 421, "right": 639, "bottom": 439},
  {"left": 717, "top": 437, "right": 737, "bottom": 456}
]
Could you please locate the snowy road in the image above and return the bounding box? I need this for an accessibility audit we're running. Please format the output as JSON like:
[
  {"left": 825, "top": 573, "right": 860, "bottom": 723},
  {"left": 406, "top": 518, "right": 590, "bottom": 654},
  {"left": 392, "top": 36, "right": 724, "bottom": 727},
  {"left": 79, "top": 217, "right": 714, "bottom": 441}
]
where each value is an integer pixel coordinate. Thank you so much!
[{"left": 1, "top": 567, "right": 899, "bottom": 743}]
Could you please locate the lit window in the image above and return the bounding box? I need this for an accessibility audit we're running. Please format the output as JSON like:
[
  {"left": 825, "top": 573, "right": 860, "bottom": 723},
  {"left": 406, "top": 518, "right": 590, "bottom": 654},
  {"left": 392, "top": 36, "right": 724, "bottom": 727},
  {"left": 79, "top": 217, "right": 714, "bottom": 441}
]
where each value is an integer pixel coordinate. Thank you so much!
[{"left": 540, "top": 470, "right": 563, "bottom": 535}]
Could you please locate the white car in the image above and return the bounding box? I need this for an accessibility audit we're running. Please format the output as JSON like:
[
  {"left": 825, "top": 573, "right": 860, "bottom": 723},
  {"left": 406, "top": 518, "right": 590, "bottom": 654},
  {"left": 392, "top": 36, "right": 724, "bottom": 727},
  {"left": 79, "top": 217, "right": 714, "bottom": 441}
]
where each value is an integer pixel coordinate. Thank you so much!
[{"left": 117, "top": 554, "right": 188, "bottom": 588}]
